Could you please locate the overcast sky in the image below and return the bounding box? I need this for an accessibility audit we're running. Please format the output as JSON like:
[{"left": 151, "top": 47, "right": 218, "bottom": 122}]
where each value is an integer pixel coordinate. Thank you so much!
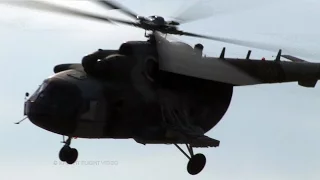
[{"left": 0, "top": 0, "right": 320, "bottom": 180}]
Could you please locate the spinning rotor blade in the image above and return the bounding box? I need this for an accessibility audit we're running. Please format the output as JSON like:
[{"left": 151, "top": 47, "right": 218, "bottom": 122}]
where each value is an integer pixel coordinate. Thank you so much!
[
  {"left": 181, "top": 31, "right": 282, "bottom": 52},
  {"left": 1, "top": 1, "right": 140, "bottom": 27},
  {"left": 171, "top": 1, "right": 215, "bottom": 24},
  {"left": 94, "top": 0, "right": 138, "bottom": 19}
]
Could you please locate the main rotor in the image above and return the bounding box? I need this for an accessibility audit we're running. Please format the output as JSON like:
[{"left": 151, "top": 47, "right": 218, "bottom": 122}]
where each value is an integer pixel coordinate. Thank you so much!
[{"left": 1, "top": 0, "right": 284, "bottom": 52}]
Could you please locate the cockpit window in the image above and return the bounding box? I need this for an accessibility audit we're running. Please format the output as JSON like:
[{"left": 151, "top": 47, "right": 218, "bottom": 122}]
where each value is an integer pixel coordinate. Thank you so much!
[
  {"left": 27, "top": 79, "right": 82, "bottom": 117},
  {"left": 33, "top": 80, "right": 82, "bottom": 113},
  {"left": 39, "top": 81, "right": 49, "bottom": 93},
  {"left": 28, "top": 80, "right": 49, "bottom": 101}
]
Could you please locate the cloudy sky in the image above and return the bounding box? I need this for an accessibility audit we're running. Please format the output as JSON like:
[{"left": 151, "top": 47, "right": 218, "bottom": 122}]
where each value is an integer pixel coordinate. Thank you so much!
[{"left": 0, "top": 0, "right": 319, "bottom": 179}]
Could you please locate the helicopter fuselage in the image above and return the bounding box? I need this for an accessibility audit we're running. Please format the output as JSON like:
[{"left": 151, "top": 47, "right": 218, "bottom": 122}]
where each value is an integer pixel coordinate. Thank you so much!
[
  {"left": 25, "top": 68, "right": 233, "bottom": 139},
  {"left": 24, "top": 41, "right": 234, "bottom": 139}
]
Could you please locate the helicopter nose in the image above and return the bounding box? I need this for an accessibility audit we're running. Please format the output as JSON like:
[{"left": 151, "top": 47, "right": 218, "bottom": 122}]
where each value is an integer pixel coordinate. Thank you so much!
[{"left": 25, "top": 79, "right": 82, "bottom": 135}]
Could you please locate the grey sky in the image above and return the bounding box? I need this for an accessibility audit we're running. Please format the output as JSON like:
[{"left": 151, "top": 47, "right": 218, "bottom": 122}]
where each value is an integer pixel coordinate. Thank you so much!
[{"left": 0, "top": 0, "right": 319, "bottom": 179}]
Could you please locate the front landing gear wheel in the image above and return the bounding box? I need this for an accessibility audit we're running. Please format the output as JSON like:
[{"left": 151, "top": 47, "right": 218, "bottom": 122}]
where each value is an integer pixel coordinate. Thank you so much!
[
  {"left": 59, "top": 146, "right": 69, "bottom": 162},
  {"left": 174, "top": 144, "right": 207, "bottom": 175},
  {"left": 59, "top": 136, "right": 78, "bottom": 164},
  {"left": 65, "top": 148, "right": 78, "bottom": 164},
  {"left": 187, "top": 153, "right": 206, "bottom": 175}
]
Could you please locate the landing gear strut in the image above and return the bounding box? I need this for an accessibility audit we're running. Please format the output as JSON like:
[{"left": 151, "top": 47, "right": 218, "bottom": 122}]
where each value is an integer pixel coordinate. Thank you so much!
[
  {"left": 59, "top": 136, "right": 78, "bottom": 164},
  {"left": 175, "top": 144, "right": 206, "bottom": 175}
]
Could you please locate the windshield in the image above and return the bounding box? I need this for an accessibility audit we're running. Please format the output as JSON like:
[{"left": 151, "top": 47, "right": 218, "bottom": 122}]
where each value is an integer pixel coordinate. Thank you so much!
[
  {"left": 29, "top": 79, "right": 82, "bottom": 116},
  {"left": 28, "top": 80, "right": 49, "bottom": 101},
  {"left": 39, "top": 81, "right": 48, "bottom": 93},
  {"left": 25, "top": 79, "right": 82, "bottom": 120}
]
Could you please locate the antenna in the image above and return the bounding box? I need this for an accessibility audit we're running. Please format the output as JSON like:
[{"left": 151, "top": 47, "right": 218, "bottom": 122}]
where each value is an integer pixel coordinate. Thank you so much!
[
  {"left": 14, "top": 116, "right": 28, "bottom": 124},
  {"left": 15, "top": 92, "right": 30, "bottom": 124},
  {"left": 275, "top": 49, "right": 282, "bottom": 62},
  {"left": 246, "top": 50, "right": 251, "bottom": 60},
  {"left": 219, "top": 47, "right": 226, "bottom": 59}
]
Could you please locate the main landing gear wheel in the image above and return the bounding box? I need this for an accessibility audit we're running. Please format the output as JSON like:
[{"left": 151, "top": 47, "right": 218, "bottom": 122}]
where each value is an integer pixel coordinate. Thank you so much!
[
  {"left": 175, "top": 144, "right": 206, "bottom": 175},
  {"left": 187, "top": 153, "right": 206, "bottom": 175},
  {"left": 59, "top": 136, "right": 78, "bottom": 164}
]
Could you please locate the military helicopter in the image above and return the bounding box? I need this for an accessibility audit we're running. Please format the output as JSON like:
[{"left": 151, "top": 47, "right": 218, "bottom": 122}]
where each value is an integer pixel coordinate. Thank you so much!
[{"left": 6, "top": 0, "right": 320, "bottom": 176}]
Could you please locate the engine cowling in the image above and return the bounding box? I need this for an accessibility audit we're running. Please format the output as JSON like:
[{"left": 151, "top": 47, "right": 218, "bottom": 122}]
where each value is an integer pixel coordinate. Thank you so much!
[
  {"left": 118, "top": 41, "right": 160, "bottom": 82},
  {"left": 142, "top": 55, "right": 158, "bottom": 82}
]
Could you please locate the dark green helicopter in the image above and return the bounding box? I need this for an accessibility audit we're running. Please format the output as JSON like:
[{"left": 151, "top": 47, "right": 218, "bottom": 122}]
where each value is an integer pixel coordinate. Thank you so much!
[{"left": 6, "top": 0, "right": 320, "bottom": 175}]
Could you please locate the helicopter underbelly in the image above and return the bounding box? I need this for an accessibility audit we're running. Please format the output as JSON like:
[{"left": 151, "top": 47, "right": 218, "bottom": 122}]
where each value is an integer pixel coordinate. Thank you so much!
[{"left": 71, "top": 121, "right": 107, "bottom": 138}]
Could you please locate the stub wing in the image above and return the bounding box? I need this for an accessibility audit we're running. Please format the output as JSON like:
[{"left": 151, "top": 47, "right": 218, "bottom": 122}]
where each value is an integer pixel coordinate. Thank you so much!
[{"left": 134, "top": 126, "right": 220, "bottom": 148}]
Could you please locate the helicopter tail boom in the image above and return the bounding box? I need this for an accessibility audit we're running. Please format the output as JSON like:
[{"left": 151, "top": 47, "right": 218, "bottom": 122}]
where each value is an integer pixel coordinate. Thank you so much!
[{"left": 281, "top": 55, "right": 318, "bottom": 87}]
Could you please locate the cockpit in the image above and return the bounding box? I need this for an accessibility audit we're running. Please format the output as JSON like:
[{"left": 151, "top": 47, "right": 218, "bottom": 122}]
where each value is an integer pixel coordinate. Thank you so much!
[
  {"left": 28, "top": 79, "right": 81, "bottom": 108},
  {"left": 25, "top": 78, "right": 82, "bottom": 131},
  {"left": 28, "top": 80, "right": 49, "bottom": 102}
]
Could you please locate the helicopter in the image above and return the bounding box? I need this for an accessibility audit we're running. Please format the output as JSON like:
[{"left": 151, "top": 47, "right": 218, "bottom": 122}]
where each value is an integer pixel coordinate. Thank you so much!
[{"left": 5, "top": 0, "right": 320, "bottom": 176}]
